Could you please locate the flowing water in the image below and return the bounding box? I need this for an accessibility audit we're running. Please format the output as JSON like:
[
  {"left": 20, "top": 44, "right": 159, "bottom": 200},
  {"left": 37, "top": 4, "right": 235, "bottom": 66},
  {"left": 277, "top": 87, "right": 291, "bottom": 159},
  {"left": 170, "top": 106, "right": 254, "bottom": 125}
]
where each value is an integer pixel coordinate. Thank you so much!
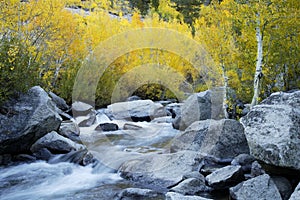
[{"left": 0, "top": 118, "right": 179, "bottom": 200}]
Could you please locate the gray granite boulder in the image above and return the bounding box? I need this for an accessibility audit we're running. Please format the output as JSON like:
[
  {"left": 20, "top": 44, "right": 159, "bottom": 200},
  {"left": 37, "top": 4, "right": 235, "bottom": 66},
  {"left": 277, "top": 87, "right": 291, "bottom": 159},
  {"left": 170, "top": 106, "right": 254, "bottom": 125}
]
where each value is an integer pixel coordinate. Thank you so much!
[
  {"left": 240, "top": 90, "right": 300, "bottom": 170},
  {"left": 171, "top": 119, "right": 249, "bottom": 159},
  {"left": 0, "top": 86, "right": 62, "bottom": 154},
  {"left": 229, "top": 174, "right": 281, "bottom": 200}
]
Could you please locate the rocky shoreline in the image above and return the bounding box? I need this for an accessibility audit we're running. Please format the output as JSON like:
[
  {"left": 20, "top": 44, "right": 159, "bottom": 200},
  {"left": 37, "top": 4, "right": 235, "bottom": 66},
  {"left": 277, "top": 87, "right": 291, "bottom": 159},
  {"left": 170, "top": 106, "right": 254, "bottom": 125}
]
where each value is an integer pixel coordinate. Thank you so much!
[{"left": 0, "top": 86, "right": 300, "bottom": 200}]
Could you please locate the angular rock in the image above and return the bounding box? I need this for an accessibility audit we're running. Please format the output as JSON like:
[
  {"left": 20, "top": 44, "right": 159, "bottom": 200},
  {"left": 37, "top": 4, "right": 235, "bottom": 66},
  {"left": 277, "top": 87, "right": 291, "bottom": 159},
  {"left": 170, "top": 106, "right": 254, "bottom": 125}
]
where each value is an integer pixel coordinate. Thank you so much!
[
  {"left": 170, "top": 178, "right": 212, "bottom": 195},
  {"left": 271, "top": 176, "right": 293, "bottom": 200},
  {"left": 231, "top": 154, "right": 256, "bottom": 173},
  {"left": 58, "top": 121, "right": 81, "bottom": 142},
  {"left": 78, "top": 110, "right": 96, "bottom": 127},
  {"left": 240, "top": 90, "right": 300, "bottom": 170},
  {"left": 172, "top": 88, "right": 225, "bottom": 131},
  {"left": 166, "top": 192, "right": 212, "bottom": 200},
  {"left": 107, "top": 100, "right": 166, "bottom": 122},
  {"left": 205, "top": 165, "right": 244, "bottom": 189},
  {"left": 117, "top": 188, "right": 164, "bottom": 200},
  {"left": 95, "top": 123, "right": 119, "bottom": 132},
  {"left": 250, "top": 161, "right": 265, "bottom": 177},
  {"left": 289, "top": 182, "right": 300, "bottom": 200},
  {"left": 0, "top": 86, "right": 62, "bottom": 154},
  {"left": 48, "top": 91, "right": 70, "bottom": 111},
  {"left": 119, "top": 151, "right": 202, "bottom": 190},
  {"left": 229, "top": 174, "right": 281, "bottom": 200},
  {"left": 49, "top": 149, "right": 95, "bottom": 166},
  {"left": 32, "top": 148, "right": 53, "bottom": 161},
  {"left": 171, "top": 119, "right": 249, "bottom": 159},
  {"left": 30, "top": 131, "right": 82, "bottom": 154}
]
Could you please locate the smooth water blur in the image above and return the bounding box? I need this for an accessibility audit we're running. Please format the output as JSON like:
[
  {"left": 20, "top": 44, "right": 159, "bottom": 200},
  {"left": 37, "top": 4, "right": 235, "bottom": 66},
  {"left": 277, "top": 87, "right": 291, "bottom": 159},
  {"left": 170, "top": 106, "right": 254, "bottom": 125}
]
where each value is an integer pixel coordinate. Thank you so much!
[
  {"left": 0, "top": 161, "right": 125, "bottom": 200},
  {"left": 0, "top": 119, "right": 180, "bottom": 200}
]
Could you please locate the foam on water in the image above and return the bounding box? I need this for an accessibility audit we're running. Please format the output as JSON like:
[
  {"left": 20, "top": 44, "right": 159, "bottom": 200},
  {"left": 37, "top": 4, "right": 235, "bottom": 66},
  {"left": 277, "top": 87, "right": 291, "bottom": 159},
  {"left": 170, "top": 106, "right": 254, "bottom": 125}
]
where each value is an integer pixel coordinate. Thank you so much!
[{"left": 0, "top": 161, "right": 122, "bottom": 200}]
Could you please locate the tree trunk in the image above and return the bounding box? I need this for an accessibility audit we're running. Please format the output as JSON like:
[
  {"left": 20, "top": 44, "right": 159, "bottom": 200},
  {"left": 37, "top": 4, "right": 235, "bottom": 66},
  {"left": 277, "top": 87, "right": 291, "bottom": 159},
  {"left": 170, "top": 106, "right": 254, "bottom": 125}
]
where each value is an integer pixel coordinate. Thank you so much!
[
  {"left": 221, "top": 63, "right": 229, "bottom": 118},
  {"left": 251, "top": 13, "right": 263, "bottom": 107}
]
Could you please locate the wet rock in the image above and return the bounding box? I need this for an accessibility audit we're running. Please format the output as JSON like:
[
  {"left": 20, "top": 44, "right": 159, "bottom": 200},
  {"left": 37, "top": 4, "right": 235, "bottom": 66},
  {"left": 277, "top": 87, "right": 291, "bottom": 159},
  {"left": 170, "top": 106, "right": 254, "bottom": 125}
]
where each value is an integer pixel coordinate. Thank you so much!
[
  {"left": 58, "top": 121, "right": 81, "bottom": 143},
  {"left": 78, "top": 110, "right": 96, "bottom": 127},
  {"left": 205, "top": 165, "right": 244, "bottom": 189},
  {"left": 117, "top": 188, "right": 164, "bottom": 200},
  {"left": 172, "top": 88, "right": 225, "bottom": 131},
  {"left": 250, "top": 161, "right": 265, "bottom": 177},
  {"left": 49, "top": 149, "right": 95, "bottom": 166},
  {"left": 32, "top": 148, "right": 53, "bottom": 161},
  {"left": 289, "top": 182, "right": 300, "bottom": 200},
  {"left": 119, "top": 151, "right": 202, "bottom": 190},
  {"left": 171, "top": 119, "right": 249, "bottom": 159},
  {"left": 95, "top": 123, "right": 119, "bottom": 132},
  {"left": 166, "top": 192, "right": 212, "bottom": 200},
  {"left": 229, "top": 174, "right": 281, "bottom": 200},
  {"left": 170, "top": 178, "right": 212, "bottom": 195},
  {"left": 49, "top": 91, "right": 70, "bottom": 111},
  {"left": 271, "top": 176, "right": 293, "bottom": 200},
  {"left": 240, "top": 90, "right": 300, "bottom": 170},
  {"left": 13, "top": 154, "right": 36, "bottom": 163},
  {"left": 0, "top": 154, "right": 12, "bottom": 165},
  {"left": 0, "top": 86, "right": 62, "bottom": 155},
  {"left": 231, "top": 154, "right": 256, "bottom": 173},
  {"left": 30, "top": 131, "right": 83, "bottom": 154},
  {"left": 107, "top": 100, "right": 167, "bottom": 122}
]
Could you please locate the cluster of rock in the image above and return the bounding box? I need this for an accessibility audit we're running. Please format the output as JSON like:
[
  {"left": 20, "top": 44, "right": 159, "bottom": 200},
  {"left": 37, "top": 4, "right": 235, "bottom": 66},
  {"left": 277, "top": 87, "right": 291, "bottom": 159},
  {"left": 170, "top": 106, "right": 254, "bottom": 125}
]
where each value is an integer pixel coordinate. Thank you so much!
[
  {"left": 0, "top": 86, "right": 94, "bottom": 166},
  {"left": 1, "top": 86, "right": 300, "bottom": 200},
  {"left": 116, "top": 89, "right": 300, "bottom": 200}
]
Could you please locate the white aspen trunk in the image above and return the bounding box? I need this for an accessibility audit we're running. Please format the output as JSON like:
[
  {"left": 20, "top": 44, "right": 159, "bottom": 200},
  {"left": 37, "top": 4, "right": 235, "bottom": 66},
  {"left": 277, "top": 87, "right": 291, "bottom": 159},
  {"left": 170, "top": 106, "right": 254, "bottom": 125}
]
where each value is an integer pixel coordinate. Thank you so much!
[
  {"left": 251, "top": 13, "right": 263, "bottom": 107},
  {"left": 221, "top": 63, "right": 229, "bottom": 118}
]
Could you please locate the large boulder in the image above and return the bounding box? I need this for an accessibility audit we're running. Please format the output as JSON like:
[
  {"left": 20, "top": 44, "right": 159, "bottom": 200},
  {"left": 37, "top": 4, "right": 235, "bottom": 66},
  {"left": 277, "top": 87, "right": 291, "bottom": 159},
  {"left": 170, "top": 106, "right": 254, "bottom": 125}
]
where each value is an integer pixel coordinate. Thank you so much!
[
  {"left": 172, "top": 88, "right": 225, "bottom": 131},
  {"left": 171, "top": 119, "right": 249, "bottom": 159},
  {"left": 229, "top": 174, "right": 282, "bottom": 200},
  {"left": 119, "top": 151, "right": 202, "bottom": 189},
  {"left": 0, "top": 86, "right": 62, "bottom": 155},
  {"left": 240, "top": 90, "right": 300, "bottom": 170},
  {"left": 107, "top": 100, "right": 166, "bottom": 122},
  {"left": 30, "top": 131, "right": 82, "bottom": 154}
]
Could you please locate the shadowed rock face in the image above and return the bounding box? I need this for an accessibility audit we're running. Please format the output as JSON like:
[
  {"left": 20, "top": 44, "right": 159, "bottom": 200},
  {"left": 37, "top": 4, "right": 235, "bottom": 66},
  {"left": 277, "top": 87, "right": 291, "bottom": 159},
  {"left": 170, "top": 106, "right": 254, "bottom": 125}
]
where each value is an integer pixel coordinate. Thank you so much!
[
  {"left": 241, "top": 90, "right": 300, "bottom": 170},
  {"left": 171, "top": 119, "right": 249, "bottom": 160},
  {"left": 0, "top": 86, "right": 62, "bottom": 154},
  {"left": 172, "top": 88, "right": 225, "bottom": 131}
]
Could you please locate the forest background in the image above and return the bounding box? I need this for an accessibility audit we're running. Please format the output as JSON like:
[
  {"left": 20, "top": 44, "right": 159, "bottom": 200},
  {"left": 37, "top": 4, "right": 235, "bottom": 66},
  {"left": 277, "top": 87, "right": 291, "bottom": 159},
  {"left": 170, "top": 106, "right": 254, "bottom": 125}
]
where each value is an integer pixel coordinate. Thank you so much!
[{"left": 0, "top": 0, "right": 299, "bottom": 110}]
